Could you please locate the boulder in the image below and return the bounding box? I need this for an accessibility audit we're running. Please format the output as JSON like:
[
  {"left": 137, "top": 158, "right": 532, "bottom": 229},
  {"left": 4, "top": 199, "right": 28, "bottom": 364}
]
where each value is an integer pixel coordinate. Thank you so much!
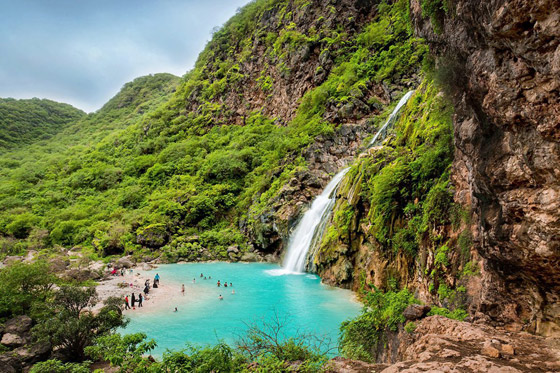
[
  {"left": 501, "top": 344, "right": 515, "bottom": 356},
  {"left": 1, "top": 333, "right": 24, "bottom": 347},
  {"left": 241, "top": 252, "right": 259, "bottom": 262},
  {"left": 403, "top": 305, "right": 431, "bottom": 321},
  {"left": 3, "top": 256, "right": 23, "bottom": 265},
  {"left": 481, "top": 340, "right": 501, "bottom": 358},
  {"left": 117, "top": 256, "right": 134, "bottom": 268},
  {"left": 4, "top": 315, "right": 32, "bottom": 335},
  {"left": 227, "top": 245, "right": 239, "bottom": 254},
  {"left": 0, "top": 354, "right": 19, "bottom": 373}
]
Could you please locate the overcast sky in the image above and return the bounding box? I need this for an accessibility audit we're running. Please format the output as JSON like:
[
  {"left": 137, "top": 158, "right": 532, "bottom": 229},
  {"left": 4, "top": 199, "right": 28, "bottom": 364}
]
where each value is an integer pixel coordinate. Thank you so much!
[{"left": 0, "top": 0, "right": 250, "bottom": 112}]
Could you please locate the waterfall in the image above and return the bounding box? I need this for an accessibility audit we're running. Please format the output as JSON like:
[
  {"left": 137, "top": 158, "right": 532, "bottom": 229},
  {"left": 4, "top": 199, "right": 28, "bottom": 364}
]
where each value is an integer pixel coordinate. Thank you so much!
[
  {"left": 269, "top": 91, "right": 414, "bottom": 276},
  {"left": 368, "top": 90, "right": 414, "bottom": 147},
  {"left": 271, "top": 168, "right": 349, "bottom": 275}
]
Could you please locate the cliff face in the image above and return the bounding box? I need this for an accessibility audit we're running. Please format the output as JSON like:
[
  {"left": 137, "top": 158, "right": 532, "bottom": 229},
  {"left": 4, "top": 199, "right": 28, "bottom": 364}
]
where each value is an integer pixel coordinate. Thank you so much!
[{"left": 411, "top": 0, "right": 560, "bottom": 336}]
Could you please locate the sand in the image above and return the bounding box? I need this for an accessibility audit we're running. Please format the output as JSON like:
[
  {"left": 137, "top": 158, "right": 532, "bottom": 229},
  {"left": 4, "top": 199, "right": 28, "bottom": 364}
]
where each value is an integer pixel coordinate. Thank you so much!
[{"left": 94, "top": 265, "right": 202, "bottom": 314}]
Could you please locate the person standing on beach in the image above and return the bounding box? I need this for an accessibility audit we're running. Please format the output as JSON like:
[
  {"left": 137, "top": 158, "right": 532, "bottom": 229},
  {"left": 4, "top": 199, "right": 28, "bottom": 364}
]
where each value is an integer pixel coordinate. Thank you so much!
[
  {"left": 131, "top": 293, "right": 136, "bottom": 307},
  {"left": 124, "top": 296, "right": 130, "bottom": 310},
  {"left": 138, "top": 293, "right": 143, "bottom": 307}
]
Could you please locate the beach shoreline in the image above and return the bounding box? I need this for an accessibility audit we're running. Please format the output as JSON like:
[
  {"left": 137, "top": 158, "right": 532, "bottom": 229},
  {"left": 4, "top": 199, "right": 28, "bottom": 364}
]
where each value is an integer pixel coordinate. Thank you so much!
[{"left": 94, "top": 264, "right": 199, "bottom": 314}]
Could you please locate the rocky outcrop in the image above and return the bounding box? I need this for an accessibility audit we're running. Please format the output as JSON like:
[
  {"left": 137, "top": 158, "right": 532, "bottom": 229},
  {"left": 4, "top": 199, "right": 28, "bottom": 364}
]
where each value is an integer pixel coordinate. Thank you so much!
[
  {"left": 326, "top": 316, "right": 560, "bottom": 372},
  {"left": 0, "top": 315, "right": 51, "bottom": 372},
  {"left": 411, "top": 0, "right": 560, "bottom": 335}
]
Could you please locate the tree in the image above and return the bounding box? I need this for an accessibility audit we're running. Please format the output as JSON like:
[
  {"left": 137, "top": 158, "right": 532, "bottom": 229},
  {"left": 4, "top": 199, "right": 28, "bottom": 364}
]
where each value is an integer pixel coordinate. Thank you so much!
[
  {"left": 33, "top": 287, "right": 128, "bottom": 361},
  {"left": 0, "top": 261, "right": 57, "bottom": 320}
]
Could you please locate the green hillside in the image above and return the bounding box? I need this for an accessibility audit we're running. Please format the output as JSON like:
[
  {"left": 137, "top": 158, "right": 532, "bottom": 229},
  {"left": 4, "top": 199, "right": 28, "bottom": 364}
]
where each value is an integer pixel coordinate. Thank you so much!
[
  {"left": 0, "top": 98, "right": 85, "bottom": 151},
  {"left": 0, "top": 0, "right": 425, "bottom": 262}
]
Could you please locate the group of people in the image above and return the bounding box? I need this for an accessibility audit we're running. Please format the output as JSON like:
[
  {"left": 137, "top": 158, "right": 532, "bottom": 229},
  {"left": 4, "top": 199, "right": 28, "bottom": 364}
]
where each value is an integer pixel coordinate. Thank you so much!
[
  {"left": 216, "top": 280, "right": 232, "bottom": 288},
  {"left": 124, "top": 293, "right": 143, "bottom": 310},
  {"left": 123, "top": 273, "right": 161, "bottom": 311},
  {"left": 121, "top": 270, "right": 239, "bottom": 313}
]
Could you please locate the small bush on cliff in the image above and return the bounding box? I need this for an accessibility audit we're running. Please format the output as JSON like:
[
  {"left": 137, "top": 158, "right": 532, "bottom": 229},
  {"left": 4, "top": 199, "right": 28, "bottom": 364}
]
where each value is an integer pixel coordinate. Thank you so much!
[
  {"left": 428, "top": 306, "right": 468, "bottom": 321},
  {"left": 339, "top": 289, "right": 417, "bottom": 362},
  {"left": 30, "top": 360, "right": 91, "bottom": 373}
]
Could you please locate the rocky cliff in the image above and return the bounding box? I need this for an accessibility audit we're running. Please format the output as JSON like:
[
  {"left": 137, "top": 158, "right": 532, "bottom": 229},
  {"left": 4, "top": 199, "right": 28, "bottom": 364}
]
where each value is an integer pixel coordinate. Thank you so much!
[{"left": 410, "top": 0, "right": 560, "bottom": 337}]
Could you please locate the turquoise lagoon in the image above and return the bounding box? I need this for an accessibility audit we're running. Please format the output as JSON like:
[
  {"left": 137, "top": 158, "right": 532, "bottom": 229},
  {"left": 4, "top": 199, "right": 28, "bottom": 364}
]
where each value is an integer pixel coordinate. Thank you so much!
[{"left": 122, "top": 262, "right": 361, "bottom": 356}]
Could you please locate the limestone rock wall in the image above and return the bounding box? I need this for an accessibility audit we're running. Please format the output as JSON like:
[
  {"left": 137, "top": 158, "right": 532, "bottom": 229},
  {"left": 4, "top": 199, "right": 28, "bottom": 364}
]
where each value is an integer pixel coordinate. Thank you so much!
[{"left": 411, "top": 0, "right": 560, "bottom": 335}]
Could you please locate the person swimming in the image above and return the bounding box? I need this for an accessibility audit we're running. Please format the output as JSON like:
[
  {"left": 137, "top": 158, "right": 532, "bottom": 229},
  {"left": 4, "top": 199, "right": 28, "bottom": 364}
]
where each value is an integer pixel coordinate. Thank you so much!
[
  {"left": 218, "top": 295, "right": 223, "bottom": 300},
  {"left": 232, "top": 289, "right": 235, "bottom": 294},
  {"left": 200, "top": 273, "right": 203, "bottom": 278},
  {"left": 217, "top": 280, "right": 221, "bottom": 287},
  {"left": 193, "top": 278, "right": 196, "bottom": 283}
]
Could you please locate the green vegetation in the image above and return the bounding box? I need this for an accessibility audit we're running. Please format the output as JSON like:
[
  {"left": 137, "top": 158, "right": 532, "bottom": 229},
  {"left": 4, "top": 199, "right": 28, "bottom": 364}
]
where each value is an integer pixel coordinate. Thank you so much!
[
  {"left": 404, "top": 321, "right": 417, "bottom": 333},
  {"left": 0, "top": 98, "right": 85, "bottom": 151},
  {"left": 0, "top": 0, "right": 426, "bottom": 262},
  {"left": 0, "top": 0, "right": 475, "bottom": 369},
  {"left": 420, "top": 0, "right": 449, "bottom": 33},
  {"left": 428, "top": 306, "right": 468, "bottom": 321},
  {"left": 30, "top": 360, "right": 91, "bottom": 373},
  {"left": 86, "top": 316, "right": 328, "bottom": 372},
  {"left": 33, "top": 286, "right": 127, "bottom": 361},
  {"left": 0, "top": 261, "right": 57, "bottom": 319},
  {"left": 339, "top": 289, "right": 417, "bottom": 362}
]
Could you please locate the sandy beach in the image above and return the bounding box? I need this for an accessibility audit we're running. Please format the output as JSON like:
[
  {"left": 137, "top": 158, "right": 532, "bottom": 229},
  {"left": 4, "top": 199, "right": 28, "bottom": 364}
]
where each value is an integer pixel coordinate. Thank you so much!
[{"left": 94, "top": 265, "right": 206, "bottom": 314}]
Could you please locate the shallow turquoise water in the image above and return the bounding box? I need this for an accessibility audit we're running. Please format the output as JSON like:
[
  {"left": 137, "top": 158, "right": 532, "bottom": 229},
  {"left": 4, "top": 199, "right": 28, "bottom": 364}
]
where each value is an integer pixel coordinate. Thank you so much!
[{"left": 122, "top": 262, "right": 361, "bottom": 356}]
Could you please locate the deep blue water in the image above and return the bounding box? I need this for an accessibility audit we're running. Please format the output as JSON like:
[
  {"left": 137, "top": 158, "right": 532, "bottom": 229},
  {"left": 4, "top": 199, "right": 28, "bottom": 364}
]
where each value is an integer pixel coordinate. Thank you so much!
[{"left": 122, "top": 262, "right": 361, "bottom": 356}]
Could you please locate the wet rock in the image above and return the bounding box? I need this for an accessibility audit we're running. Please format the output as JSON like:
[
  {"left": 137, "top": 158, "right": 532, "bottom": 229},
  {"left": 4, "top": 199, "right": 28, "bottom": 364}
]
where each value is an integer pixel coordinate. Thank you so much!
[{"left": 403, "top": 305, "right": 431, "bottom": 321}]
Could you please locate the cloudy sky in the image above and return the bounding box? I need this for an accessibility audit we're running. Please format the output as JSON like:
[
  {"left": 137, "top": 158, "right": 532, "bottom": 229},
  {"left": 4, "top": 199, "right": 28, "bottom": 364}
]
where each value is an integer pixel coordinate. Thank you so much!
[{"left": 0, "top": 0, "right": 250, "bottom": 112}]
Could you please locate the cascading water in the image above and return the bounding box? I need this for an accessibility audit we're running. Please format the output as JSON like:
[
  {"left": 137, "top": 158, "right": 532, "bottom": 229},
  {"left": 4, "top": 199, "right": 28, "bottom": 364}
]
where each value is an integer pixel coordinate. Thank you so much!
[
  {"left": 272, "top": 168, "right": 349, "bottom": 274},
  {"left": 368, "top": 90, "right": 415, "bottom": 147},
  {"left": 273, "top": 90, "right": 414, "bottom": 275}
]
